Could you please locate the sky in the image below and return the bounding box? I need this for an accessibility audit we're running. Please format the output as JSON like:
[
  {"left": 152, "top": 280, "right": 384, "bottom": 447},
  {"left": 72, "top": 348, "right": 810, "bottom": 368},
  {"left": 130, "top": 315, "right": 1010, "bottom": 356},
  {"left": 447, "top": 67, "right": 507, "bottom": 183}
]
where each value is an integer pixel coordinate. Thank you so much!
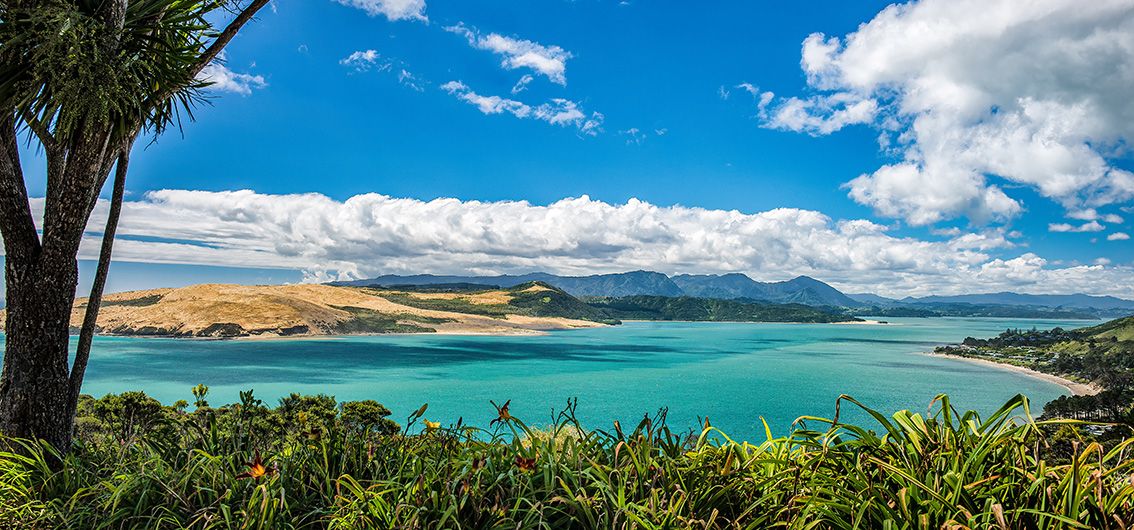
[{"left": 16, "top": 0, "right": 1134, "bottom": 298}]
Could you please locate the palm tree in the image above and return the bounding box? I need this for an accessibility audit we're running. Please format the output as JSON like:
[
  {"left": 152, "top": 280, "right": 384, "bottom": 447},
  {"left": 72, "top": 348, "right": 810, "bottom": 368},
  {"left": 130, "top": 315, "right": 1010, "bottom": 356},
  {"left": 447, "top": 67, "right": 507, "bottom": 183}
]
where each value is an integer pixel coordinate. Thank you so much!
[{"left": 0, "top": 0, "right": 270, "bottom": 452}]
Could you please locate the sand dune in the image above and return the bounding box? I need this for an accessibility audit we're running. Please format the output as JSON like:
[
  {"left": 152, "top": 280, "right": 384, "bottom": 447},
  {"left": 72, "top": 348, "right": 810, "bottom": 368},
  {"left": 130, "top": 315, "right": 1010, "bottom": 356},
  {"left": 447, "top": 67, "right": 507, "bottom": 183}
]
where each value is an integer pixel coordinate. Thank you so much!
[{"left": 0, "top": 283, "right": 604, "bottom": 338}]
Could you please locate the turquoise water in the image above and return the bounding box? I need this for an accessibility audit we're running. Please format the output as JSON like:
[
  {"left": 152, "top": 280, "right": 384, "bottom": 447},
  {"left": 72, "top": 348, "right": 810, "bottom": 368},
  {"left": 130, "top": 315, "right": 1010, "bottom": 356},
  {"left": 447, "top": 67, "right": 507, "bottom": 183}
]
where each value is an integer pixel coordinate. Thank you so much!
[{"left": 53, "top": 316, "right": 1097, "bottom": 439}]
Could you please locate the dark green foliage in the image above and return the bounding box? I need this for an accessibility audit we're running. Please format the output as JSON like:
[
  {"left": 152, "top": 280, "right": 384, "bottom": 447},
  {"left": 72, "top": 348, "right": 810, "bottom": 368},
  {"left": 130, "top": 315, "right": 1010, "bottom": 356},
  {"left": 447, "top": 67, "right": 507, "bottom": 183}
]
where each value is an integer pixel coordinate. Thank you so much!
[
  {"left": 375, "top": 282, "right": 618, "bottom": 323},
  {"left": 586, "top": 295, "right": 859, "bottom": 323},
  {"left": 3, "top": 392, "right": 1134, "bottom": 528},
  {"left": 329, "top": 306, "right": 438, "bottom": 334},
  {"left": 101, "top": 294, "right": 164, "bottom": 307},
  {"left": 90, "top": 391, "right": 165, "bottom": 443},
  {"left": 277, "top": 393, "right": 339, "bottom": 438},
  {"left": 377, "top": 292, "right": 512, "bottom": 317},
  {"left": 902, "top": 302, "right": 1100, "bottom": 319},
  {"left": 341, "top": 400, "right": 400, "bottom": 435},
  {"left": 939, "top": 317, "right": 1134, "bottom": 432},
  {"left": 0, "top": 0, "right": 219, "bottom": 143},
  {"left": 850, "top": 305, "right": 942, "bottom": 317},
  {"left": 1083, "top": 315, "right": 1134, "bottom": 341}
]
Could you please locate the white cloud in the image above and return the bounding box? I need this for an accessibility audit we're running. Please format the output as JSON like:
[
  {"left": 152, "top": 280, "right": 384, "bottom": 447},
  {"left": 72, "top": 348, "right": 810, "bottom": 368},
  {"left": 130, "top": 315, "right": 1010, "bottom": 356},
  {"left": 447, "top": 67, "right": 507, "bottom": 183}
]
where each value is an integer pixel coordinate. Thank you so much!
[
  {"left": 730, "top": 83, "right": 776, "bottom": 118},
  {"left": 766, "top": 0, "right": 1134, "bottom": 225},
  {"left": 442, "top": 81, "right": 602, "bottom": 135},
  {"left": 766, "top": 94, "right": 878, "bottom": 136},
  {"left": 335, "top": 0, "right": 426, "bottom": 21},
  {"left": 511, "top": 74, "right": 534, "bottom": 95},
  {"left": 397, "top": 69, "right": 424, "bottom": 91},
  {"left": 445, "top": 23, "right": 571, "bottom": 85},
  {"left": 24, "top": 191, "right": 1133, "bottom": 299},
  {"left": 1108, "top": 232, "right": 1130, "bottom": 241},
  {"left": 339, "top": 50, "right": 425, "bottom": 90},
  {"left": 620, "top": 128, "right": 646, "bottom": 145},
  {"left": 1068, "top": 208, "right": 1125, "bottom": 224},
  {"left": 844, "top": 163, "right": 1021, "bottom": 225},
  {"left": 339, "top": 49, "right": 384, "bottom": 72},
  {"left": 197, "top": 54, "right": 267, "bottom": 95},
  {"left": 1049, "top": 221, "right": 1106, "bottom": 233}
]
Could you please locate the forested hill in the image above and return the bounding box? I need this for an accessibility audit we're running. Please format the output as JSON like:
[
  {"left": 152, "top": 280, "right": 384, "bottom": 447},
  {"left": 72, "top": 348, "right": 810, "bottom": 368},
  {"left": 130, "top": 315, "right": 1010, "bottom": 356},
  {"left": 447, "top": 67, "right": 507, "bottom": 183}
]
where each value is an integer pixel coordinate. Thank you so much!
[{"left": 585, "top": 296, "right": 861, "bottom": 323}]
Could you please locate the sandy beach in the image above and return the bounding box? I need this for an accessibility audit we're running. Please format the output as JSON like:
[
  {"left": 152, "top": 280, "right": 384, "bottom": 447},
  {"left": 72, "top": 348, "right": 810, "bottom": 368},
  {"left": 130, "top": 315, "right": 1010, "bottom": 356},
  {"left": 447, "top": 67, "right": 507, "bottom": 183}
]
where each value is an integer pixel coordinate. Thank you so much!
[{"left": 927, "top": 352, "right": 1101, "bottom": 396}]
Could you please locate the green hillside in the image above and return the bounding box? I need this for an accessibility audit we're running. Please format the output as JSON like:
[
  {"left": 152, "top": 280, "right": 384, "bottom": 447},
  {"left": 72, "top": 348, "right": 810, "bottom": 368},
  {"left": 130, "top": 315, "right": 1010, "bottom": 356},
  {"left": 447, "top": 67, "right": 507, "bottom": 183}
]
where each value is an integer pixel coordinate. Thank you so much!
[
  {"left": 584, "top": 295, "right": 860, "bottom": 323},
  {"left": 374, "top": 282, "right": 620, "bottom": 324},
  {"left": 1082, "top": 315, "right": 1134, "bottom": 342},
  {"left": 936, "top": 315, "right": 1134, "bottom": 425}
]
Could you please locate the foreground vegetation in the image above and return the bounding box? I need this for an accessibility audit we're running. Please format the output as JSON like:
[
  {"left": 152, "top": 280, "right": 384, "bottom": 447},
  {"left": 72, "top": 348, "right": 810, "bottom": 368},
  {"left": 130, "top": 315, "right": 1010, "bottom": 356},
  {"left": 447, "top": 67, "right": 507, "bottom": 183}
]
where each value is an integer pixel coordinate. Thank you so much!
[{"left": 3, "top": 388, "right": 1133, "bottom": 528}]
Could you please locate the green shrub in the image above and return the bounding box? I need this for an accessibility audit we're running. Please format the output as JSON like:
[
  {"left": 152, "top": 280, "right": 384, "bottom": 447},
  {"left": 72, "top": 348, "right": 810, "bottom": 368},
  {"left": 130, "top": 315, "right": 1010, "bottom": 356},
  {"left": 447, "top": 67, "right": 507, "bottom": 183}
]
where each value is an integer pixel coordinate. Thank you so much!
[{"left": 2, "top": 391, "right": 1133, "bottom": 528}]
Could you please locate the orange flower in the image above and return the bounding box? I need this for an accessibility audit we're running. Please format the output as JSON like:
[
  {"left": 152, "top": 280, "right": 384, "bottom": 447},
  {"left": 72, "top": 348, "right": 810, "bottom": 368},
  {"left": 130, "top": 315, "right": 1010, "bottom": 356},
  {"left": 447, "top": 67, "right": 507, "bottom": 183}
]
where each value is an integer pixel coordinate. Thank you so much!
[
  {"left": 236, "top": 452, "right": 274, "bottom": 480},
  {"left": 490, "top": 399, "right": 512, "bottom": 426},
  {"left": 514, "top": 455, "right": 537, "bottom": 472}
]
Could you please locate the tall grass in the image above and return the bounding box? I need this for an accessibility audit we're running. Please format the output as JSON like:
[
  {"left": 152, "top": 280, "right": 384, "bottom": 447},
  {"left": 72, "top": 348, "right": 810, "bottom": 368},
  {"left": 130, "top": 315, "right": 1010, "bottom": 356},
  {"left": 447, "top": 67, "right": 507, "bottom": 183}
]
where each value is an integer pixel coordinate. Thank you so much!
[{"left": 2, "top": 393, "right": 1133, "bottom": 528}]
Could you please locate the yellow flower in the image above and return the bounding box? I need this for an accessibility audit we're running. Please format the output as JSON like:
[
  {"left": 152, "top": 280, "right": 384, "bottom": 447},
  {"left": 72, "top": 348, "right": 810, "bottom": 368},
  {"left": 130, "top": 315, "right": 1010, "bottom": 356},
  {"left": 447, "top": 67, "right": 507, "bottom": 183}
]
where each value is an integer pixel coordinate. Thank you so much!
[
  {"left": 236, "top": 452, "right": 274, "bottom": 480},
  {"left": 490, "top": 399, "right": 513, "bottom": 426},
  {"left": 424, "top": 419, "right": 440, "bottom": 431}
]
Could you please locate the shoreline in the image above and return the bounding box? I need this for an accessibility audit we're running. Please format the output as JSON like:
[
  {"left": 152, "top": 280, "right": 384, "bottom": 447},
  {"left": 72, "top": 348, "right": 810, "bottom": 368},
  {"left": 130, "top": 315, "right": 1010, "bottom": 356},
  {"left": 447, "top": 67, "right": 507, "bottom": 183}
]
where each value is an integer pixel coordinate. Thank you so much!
[
  {"left": 619, "top": 319, "right": 884, "bottom": 325},
  {"left": 926, "top": 352, "right": 1101, "bottom": 396}
]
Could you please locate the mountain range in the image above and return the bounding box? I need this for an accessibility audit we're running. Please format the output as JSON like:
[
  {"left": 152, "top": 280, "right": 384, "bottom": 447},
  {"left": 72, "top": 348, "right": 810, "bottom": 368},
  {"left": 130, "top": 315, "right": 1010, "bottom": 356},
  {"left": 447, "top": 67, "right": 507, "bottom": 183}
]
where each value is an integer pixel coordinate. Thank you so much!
[
  {"left": 332, "top": 270, "right": 860, "bottom": 307},
  {"left": 334, "top": 271, "right": 1134, "bottom": 318}
]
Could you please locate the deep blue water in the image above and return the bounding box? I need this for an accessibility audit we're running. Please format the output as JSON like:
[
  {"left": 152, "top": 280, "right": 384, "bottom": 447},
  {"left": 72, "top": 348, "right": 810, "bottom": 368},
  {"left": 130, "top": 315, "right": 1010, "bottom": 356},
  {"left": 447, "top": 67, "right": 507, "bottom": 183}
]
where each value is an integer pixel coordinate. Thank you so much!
[{"left": 1, "top": 317, "right": 1098, "bottom": 439}]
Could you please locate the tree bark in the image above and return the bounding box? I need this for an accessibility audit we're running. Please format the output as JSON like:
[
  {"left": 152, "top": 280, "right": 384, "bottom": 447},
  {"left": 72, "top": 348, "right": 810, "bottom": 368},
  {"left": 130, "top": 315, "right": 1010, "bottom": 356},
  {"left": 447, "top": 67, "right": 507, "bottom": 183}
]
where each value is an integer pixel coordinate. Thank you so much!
[{"left": 0, "top": 254, "right": 78, "bottom": 451}]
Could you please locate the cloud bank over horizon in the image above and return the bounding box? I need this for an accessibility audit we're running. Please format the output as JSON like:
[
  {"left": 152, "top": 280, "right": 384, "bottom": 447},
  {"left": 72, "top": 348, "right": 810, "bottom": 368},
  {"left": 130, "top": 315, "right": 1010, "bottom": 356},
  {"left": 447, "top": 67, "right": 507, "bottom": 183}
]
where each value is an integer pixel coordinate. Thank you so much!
[{"left": 24, "top": 190, "right": 1134, "bottom": 299}]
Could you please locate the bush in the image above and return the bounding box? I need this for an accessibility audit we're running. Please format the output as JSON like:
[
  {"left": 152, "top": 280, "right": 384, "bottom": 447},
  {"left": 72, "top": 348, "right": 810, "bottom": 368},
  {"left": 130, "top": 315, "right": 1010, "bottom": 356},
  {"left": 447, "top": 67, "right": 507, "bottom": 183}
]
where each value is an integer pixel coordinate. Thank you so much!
[{"left": 2, "top": 391, "right": 1133, "bottom": 528}]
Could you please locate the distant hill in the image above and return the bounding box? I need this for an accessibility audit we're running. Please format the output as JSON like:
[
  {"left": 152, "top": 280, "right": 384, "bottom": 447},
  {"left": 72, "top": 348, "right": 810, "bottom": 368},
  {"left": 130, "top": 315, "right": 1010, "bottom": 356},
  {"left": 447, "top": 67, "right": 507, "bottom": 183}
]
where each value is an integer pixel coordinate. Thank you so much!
[
  {"left": 334, "top": 270, "right": 684, "bottom": 297},
  {"left": 585, "top": 295, "right": 860, "bottom": 323},
  {"left": 671, "top": 274, "right": 861, "bottom": 307},
  {"left": 334, "top": 271, "right": 1134, "bottom": 317},
  {"left": 337, "top": 271, "right": 856, "bottom": 306},
  {"left": 846, "top": 293, "right": 898, "bottom": 305},
  {"left": 903, "top": 292, "right": 1134, "bottom": 311},
  {"left": 849, "top": 292, "right": 1134, "bottom": 319},
  {"left": 1081, "top": 315, "right": 1134, "bottom": 342}
]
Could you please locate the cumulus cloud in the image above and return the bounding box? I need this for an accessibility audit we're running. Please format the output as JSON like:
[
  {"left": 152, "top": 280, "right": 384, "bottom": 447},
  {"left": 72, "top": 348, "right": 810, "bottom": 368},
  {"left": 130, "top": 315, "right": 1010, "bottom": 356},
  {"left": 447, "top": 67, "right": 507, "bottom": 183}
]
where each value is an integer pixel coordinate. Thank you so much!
[
  {"left": 765, "top": 0, "right": 1134, "bottom": 225},
  {"left": 27, "top": 190, "right": 1134, "bottom": 298},
  {"left": 441, "top": 81, "right": 603, "bottom": 135},
  {"left": 445, "top": 23, "right": 571, "bottom": 85},
  {"left": 335, "top": 0, "right": 426, "bottom": 21},
  {"left": 1068, "top": 208, "right": 1125, "bottom": 224},
  {"left": 1108, "top": 232, "right": 1131, "bottom": 241},
  {"left": 1049, "top": 221, "right": 1106, "bottom": 233},
  {"left": 197, "top": 54, "right": 266, "bottom": 95}
]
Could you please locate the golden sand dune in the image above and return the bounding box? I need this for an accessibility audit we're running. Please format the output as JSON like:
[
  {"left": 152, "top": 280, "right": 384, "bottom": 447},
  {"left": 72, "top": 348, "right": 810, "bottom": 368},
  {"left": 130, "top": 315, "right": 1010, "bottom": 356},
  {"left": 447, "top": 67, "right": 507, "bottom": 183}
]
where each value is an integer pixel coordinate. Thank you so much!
[{"left": 0, "top": 283, "right": 605, "bottom": 338}]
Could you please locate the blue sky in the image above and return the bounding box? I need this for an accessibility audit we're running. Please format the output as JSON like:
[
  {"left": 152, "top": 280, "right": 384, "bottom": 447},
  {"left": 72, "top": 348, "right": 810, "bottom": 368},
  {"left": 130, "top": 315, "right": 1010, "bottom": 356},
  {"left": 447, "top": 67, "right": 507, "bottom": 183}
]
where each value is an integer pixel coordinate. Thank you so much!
[{"left": 18, "top": 0, "right": 1134, "bottom": 297}]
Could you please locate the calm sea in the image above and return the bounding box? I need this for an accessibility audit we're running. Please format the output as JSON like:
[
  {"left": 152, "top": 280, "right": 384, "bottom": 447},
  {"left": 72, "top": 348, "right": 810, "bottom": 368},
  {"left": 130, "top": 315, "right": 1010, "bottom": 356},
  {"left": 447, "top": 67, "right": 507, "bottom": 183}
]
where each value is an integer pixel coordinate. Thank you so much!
[{"left": 4, "top": 317, "right": 1099, "bottom": 439}]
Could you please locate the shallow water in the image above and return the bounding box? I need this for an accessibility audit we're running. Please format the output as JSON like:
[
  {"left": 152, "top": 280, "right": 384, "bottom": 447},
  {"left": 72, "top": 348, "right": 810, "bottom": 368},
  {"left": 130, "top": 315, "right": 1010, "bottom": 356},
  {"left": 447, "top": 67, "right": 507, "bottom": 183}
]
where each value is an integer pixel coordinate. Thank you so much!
[{"left": 12, "top": 316, "right": 1089, "bottom": 439}]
